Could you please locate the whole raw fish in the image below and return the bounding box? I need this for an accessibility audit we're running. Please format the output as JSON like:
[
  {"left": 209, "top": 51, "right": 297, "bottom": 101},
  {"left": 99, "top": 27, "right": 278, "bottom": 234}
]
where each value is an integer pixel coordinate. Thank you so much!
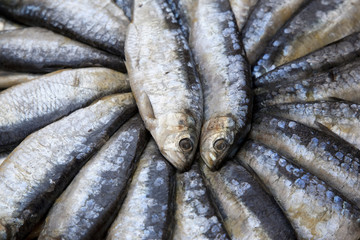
[
  {"left": 126, "top": 0, "right": 203, "bottom": 171},
  {"left": 0, "top": 71, "right": 41, "bottom": 89},
  {"left": 229, "top": 0, "right": 259, "bottom": 31},
  {"left": 0, "top": 93, "right": 136, "bottom": 239},
  {"left": 0, "top": 27, "right": 126, "bottom": 73},
  {"left": 0, "top": 68, "right": 130, "bottom": 152}
]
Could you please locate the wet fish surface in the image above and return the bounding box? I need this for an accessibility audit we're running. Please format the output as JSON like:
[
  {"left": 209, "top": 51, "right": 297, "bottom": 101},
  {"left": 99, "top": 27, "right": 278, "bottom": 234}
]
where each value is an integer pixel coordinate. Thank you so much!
[
  {"left": 167, "top": 0, "right": 197, "bottom": 39},
  {"left": 39, "top": 115, "right": 149, "bottom": 240},
  {"left": 0, "top": 15, "right": 23, "bottom": 31},
  {"left": 0, "top": 93, "right": 137, "bottom": 240},
  {"left": 0, "top": 27, "right": 126, "bottom": 73},
  {"left": 254, "top": 0, "right": 360, "bottom": 76},
  {"left": 190, "top": 0, "right": 252, "bottom": 170},
  {"left": 255, "top": 59, "right": 360, "bottom": 107},
  {"left": 250, "top": 113, "right": 360, "bottom": 209},
  {"left": 237, "top": 140, "right": 360, "bottom": 240},
  {"left": 0, "top": 67, "right": 130, "bottom": 152},
  {"left": 114, "top": 0, "right": 133, "bottom": 20},
  {"left": 242, "top": 0, "right": 310, "bottom": 64},
  {"left": 254, "top": 32, "right": 360, "bottom": 84},
  {"left": 106, "top": 140, "right": 175, "bottom": 240},
  {"left": 173, "top": 161, "right": 230, "bottom": 240},
  {"left": 200, "top": 160, "right": 296, "bottom": 239},
  {"left": 260, "top": 100, "right": 360, "bottom": 150},
  {"left": 126, "top": 0, "right": 203, "bottom": 170},
  {"left": 0, "top": 0, "right": 129, "bottom": 56},
  {"left": 0, "top": 71, "right": 41, "bottom": 89},
  {"left": 229, "top": 0, "right": 259, "bottom": 32}
]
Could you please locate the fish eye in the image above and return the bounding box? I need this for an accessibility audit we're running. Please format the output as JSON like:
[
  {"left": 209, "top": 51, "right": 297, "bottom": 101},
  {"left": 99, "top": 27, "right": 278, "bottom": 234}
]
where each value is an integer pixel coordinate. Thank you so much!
[
  {"left": 213, "top": 139, "right": 228, "bottom": 152},
  {"left": 179, "top": 138, "right": 193, "bottom": 152}
]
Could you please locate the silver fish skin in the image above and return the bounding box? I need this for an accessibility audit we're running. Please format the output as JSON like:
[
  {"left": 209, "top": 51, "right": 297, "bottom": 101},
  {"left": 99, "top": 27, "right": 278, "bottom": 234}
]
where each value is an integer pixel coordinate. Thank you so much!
[
  {"left": 0, "top": 27, "right": 126, "bottom": 73},
  {"left": 0, "top": 93, "right": 137, "bottom": 240},
  {"left": 114, "top": 0, "right": 133, "bottom": 20},
  {"left": 39, "top": 115, "right": 149, "bottom": 240},
  {"left": 255, "top": 59, "right": 360, "bottom": 107},
  {"left": 237, "top": 140, "right": 360, "bottom": 240},
  {"left": 260, "top": 101, "right": 360, "bottom": 150},
  {"left": 200, "top": 160, "right": 296, "bottom": 240},
  {"left": 0, "top": 0, "right": 129, "bottom": 57},
  {"left": 0, "top": 67, "right": 130, "bottom": 152},
  {"left": 173, "top": 161, "right": 230, "bottom": 240},
  {"left": 242, "top": 0, "right": 310, "bottom": 65},
  {"left": 190, "top": 0, "right": 252, "bottom": 170},
  {"left": 254, "top": 32, "right": 360, "bottom": 85},
  {"left": 167, "top": 0, "right": 196, "bottom": 39},
  {"left": 229, "top": 0, "right": 259, "bottom": 32},
  {"left": 254, "top": 0, "right": 360, "bottom": 76},
  {"left": 0, "top": 15, "right": 23, "bottom": 31},
  {"left": 250, "top": 113, "right": 360, "bottom": 209},
  {"left": 106, "top": 140, "right": 175, "bottom": 240},
  {"left": 126, "top": 0, "right": 203, "bottom": 171},
  {"left": 0, "top": 71, "right": 41, "bottom": 89}
]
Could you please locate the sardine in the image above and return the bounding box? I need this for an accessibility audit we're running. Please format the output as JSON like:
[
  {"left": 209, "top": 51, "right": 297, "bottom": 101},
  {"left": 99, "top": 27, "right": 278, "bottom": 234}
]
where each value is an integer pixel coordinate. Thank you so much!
[
  {"left": 255, "top": 0, "right": 360, "bottom": 76},
  {"left": 114, "top": 0, "right": 133, "bottom": 20},
  {"left": 0, "top": 71, "right": 41, "bottom": 89},
  {"left": 0, "top": 67, "right": 130, "bottom": 152},
  {"left": 0, "top": 0, "right": 129, "bottom": 56},
  {"left": 200, "top": 160, "right": 296, "bottom": 239},
  {"left": 260, "top": 100, "right": 360, "bottom": 150},
  {"left": 106, "top": 140, "right": 175, "bottom": 240},
  {"left": 255, "top": 59, "right": 360, "bottom": 107},
  {"left": 126, "top": 0, "right": 203, "bottom": 171},
  {"left": 237, "top": 140, "right": 360, "bottom": 240},
  {"left": 250, "top": 114, "right": 360, "bottom": 209},
  {"left": 254, "top": 32, "right": 360, "bottom": 85},
  {"left": 242, "top": 0, "right": 310, "bottom": 65},
  {"left": 0, "top": 16, "right": 23, "bottom": 31},
  {"left": 0, "top": 27, "right": 126, "bottom": 73},
  {"left": 0, "top": 93, "right": 137, "bottom": 240},
  {"left": 190, "top": 0, "right": 252, "bottom": 170},
  {"left": 173, "top": 161, "right": 230, "bottom": 240},
  {"left": 39, "top": 115, "right": 149, "bottom": 240},
  {"left": 229, "top": 0, "right": 259, "bottom": 32}
]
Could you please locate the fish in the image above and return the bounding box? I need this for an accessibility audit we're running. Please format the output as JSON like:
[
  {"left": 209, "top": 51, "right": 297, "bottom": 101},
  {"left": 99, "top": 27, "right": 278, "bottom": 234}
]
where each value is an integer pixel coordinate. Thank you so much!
[
  {"left": 173, "top": 160, "right": 230, "bottom": 240},
  {"left": 0, "top": 67, "right": 130, "bottom": 153},
  {"left": 126, "top": 0, "right": 203, "bottom": 171},
  {"left": 254, "top": 0, "right": 360, "bottom": 76},
  {"left": 260, "top": 100, "right": 360, "bottom": 150},
  {"left": 190, "top": 0, "right": 252, "bottom": 170},
  {"left": 242, "top": 0, "right": 310, "bottom": 65},
  {"left": 0, "top": 93, "right": 137, "bottom": 240},
  {"left": 114, "top": 0, "right": 133, "bottom": 20},
  {"left": 254, "top": 32, "right": 360, "bottom": 85},
  {"left": 250, "top": 113, "right": 360, "bottom": 209},
  {"left": 39, "top": 115, "right": 149, "bottom": 240},
  {"left": 0, "top": 71, "right": 41, "bottom": 89},
  {"left": 229, "top": 0, "right": 259, "bottom": 32},
  {"left": 106, "top": 140, "right": 175, "bottom": 240},
  {"left": 255, "top": 59, "right": 360, "bottom": 107},
  {"left": 0, "top": 27, "right": 126, "bottom": 73},
  {"left": 200, "top": 160, "right": 296, "bottom": 239},
  {"left": 0, "top": 0, "right": 129, "bottom": 56},
  {"left": 237, "top": 140, "right": 360, "bottom": 240},
  {"left": 0, "top": 15, "right": 23, "bottom": 31}
]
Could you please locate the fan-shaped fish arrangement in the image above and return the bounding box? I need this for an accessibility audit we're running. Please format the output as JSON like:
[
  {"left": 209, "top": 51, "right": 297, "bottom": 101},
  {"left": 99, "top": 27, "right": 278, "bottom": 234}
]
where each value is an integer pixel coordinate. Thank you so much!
[{"left": 0, "top": 0, "right": 360, "bottom": 239}]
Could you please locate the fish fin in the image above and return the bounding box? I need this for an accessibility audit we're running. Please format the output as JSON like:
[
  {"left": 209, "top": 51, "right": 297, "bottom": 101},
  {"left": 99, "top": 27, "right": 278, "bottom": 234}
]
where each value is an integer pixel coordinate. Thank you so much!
[{"left": 140, "top": 93, "right": 156, "bottom": 129}]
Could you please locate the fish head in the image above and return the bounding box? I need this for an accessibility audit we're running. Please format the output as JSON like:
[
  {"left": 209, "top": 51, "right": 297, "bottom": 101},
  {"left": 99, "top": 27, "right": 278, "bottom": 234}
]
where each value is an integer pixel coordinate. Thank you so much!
[
  {"left": 153, "top": 112, "right": 199, "bottom": 171},
  {"left": 200, "top": 117, "right": 237, "bottom": 170}
]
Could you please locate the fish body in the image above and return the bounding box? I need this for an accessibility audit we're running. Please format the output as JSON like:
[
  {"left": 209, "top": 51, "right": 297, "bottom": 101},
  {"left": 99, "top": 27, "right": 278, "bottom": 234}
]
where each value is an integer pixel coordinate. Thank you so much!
[
  {"left": 167, "top": 0, "right": 196, "bottom": 39},
  {"left": 0, "top": 27, "right": 126, "bottom": 73},
  {"left": 0, "top": 152, "right": 8, "bottom": 166},
  {"left": 0, "top": 16, "right": 23, "bottom": 31},
  {"left": 0, "top": 0, "right": 129, "bottom": 56},
  {"left": 242, "top": 0, "right": 310, "bottom": 64},
  {"left": 251, "top": 114, "right": 360, "bottom": 209},
  {"left": 255, "top": 60, "right": 360, "bottom": 107},
  {"left": 255, "top": 0, "right": 360, "bottom": 76},
  {"left": 190, "top": 0, "right": 252, "bottom": 170},
  {"left": 0, "top": 93, "right": 136, "bottom": 239},
  {"left": 0, "top": 67, "right": 130, "bottom": 152},
  {"left": 126, "top": 0, "right": 203, "bottom": 171},
  {"left": 0, "top": 71, "right": 41, "bottom": 89},
  {"left": 200, "top": 160, "right": 296, "bottom": 239},
  {"left": 237, "top": 140, "right": 360, "bottom": 240},
  {"left": 173, "top": 161, "right": 230, "bottom": 240},
  {"left": 114, "top": 0, "right": 133, "bottom": 20},
  {"left": 39, "top": 115, "right": 149, "bottom": 240},
  {"left": 254, "top": 32, "right": 360, "bottom": 84},
  {"left": 229, "top": 0, "right": 259, "bottom": 32},
  {"left": 106, "top": 140, "right": 175, "bottom": 240}
]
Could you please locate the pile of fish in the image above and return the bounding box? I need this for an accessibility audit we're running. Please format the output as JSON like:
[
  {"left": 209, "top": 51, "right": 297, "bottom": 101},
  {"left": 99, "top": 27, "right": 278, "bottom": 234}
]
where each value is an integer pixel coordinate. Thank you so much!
[{"left": 1, "top": 0, "right": 360, "bottom": 239}]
